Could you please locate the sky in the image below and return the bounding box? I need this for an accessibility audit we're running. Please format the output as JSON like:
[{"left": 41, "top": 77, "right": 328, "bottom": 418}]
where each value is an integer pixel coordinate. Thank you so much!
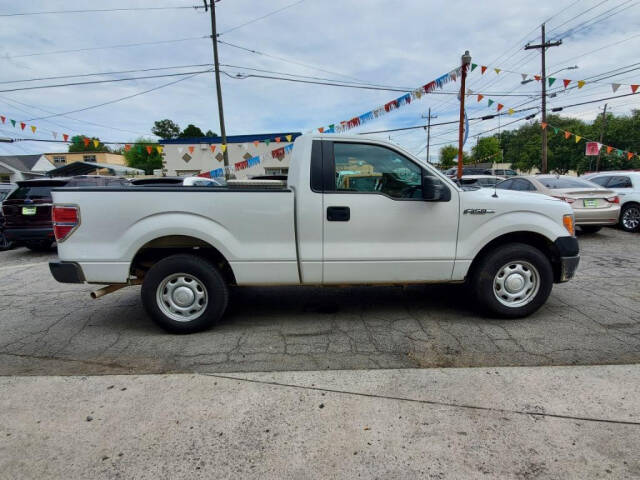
[{"left": 0, "top": 0, "right": 639, "bottom": 162}]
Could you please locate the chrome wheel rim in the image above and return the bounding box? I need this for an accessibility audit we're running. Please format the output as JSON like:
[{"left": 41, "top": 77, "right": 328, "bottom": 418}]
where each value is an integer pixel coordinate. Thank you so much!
[
  {"left": 493, "top": 261, "right": 540, "bottom": 308},
  {"left": 156, "top": 273, "right": 208, "bottom": 322},
  {"left": 622, "top": 206, "right": 640, "bottom": 230}
]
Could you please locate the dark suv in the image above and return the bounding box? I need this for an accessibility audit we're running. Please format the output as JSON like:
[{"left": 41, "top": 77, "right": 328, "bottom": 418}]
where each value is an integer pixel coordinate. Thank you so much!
[{"left": 2, "top": 176, "right": 128, "bottom": 251}]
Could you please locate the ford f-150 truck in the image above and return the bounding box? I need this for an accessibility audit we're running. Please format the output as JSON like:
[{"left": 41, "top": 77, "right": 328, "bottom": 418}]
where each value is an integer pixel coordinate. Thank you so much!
[{"left": 49, "top": 135, "right": 580, "bottom": 333}]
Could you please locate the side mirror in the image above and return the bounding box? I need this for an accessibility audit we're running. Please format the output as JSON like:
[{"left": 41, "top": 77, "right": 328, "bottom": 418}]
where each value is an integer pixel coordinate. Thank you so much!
[{"left": 422, "top": 176, "right": 451, "bottom": 202}]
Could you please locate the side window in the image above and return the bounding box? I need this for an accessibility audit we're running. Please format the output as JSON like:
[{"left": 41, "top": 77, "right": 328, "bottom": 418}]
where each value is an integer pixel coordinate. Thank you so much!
[
  {"left": 496, "top": 179, "right": 514, "bottom": 190},
  {"left": 333, "top": 143, "right": 423, "bottom": 199},
  {"left": 589, "top": 176, "right": 610, "bottom": 187},
  {"left": 607, "top": 176, "right": 632, "bottom": 188}
]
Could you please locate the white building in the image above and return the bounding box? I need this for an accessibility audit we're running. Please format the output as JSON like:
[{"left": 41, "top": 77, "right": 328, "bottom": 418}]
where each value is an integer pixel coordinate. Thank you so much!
[
  {"left": 161, "top": 132, "right": 301, "bottom": 179},
  {"left": 0, "top": 154, "right": 54, "bottom": 183}
]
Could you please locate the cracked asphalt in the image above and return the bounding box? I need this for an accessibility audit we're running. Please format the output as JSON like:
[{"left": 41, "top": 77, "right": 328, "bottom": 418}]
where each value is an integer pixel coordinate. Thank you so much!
[{"left": 1, "top": 228, "right": 639, "bottom": 376}]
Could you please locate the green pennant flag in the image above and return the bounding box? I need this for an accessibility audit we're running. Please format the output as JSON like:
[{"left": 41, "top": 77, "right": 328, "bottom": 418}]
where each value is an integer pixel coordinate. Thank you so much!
[
  {"left": 553, "top": 127, "right": 559, "bottom": 134},
  {"left": 10, "top": 119, "right": 16, "bottom": 127},
  {"left": 488, "top": 99, "right": 495, "bottom": 107},
  {"left": 265, "top": 139, "right": 270, "bottom": 145},
  {"left": 617, "top": 149, "right": 623, "bottom": 156},
  {"left": 548, "top": 77, "right": 556, "bottom": 86},
  {"left": 137, "top": 145, "right": 143, "bottom": 153},
  {"left": 471, "top": 63, "right": 478, "bottom": 71}
]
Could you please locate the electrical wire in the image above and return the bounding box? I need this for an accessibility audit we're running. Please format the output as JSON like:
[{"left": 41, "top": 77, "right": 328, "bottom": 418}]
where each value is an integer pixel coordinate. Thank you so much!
[
  {"left": 0, "top": 5, "right": 203, "bottom": 17},
  {"left": 219, "top": 0, "right": 308, "bottom": 35}
]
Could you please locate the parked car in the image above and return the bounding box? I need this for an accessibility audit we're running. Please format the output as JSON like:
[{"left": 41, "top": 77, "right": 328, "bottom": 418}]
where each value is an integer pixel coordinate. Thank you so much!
[
  {"left": 488, "top": 168, "right": 518, "bottom": 177},
  {"left": 0, "top": 183, "right": 17, "bottom": 251},
  {"left": 458, "top": 175, "right": 505, "bottom": 188},
  {"left": 49, "top": 135, "right": 579, "bottom": 333},
  {"left": 496, "top": 175, "right": 620, "bottom": 233},
  {"left": 443, "top": 166, "right": 491, "bottom": 178},
  {"left": 2, "top": 176, "right": 128, "bottom": 251},
  {"left": 582, "top": 171, "right": 640, "bottom": 232}
]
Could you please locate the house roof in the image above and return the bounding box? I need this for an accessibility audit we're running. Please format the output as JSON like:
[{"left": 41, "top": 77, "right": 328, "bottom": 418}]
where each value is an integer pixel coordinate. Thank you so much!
[
  {"left": 0, "top": 154, "right": 44, "bottom": 172},
  {"left": 0, "top": 164, "right": 13, "bottom": 174},
  {"left": 161, "top": 132, "right": 303, "bottom": 145},
  {"left": 47, "top": 161, "right": 144, "bottom": 177}
]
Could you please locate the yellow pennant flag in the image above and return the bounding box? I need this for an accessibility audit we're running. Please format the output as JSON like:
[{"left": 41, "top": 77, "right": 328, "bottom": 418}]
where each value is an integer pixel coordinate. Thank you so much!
[
  {"left": 577, "top": 80, "right": 586, "bottom": 89},
  {"left": 507, "top": 108, "right": 515, "bottom": 115},
  {"left": 93, "top": 139, "right": 99, "bottom": 148},
  {"left": 285, "top": 134, "right": 292, "bottom": 142},
  {"left": 221, "top": 144, "right": 227, "bottom": 153},
  {"left": 494, "top": 68, "right": 501, "bottom": 74},
  {"left": 156, "top": 146, "right": 163, "bottom": 154},
  {"left": 575, "top": 135, "right": 582, "bottom": 143},
  {"left": 30, "top": 125, "right": 36, "bottom": 133}
]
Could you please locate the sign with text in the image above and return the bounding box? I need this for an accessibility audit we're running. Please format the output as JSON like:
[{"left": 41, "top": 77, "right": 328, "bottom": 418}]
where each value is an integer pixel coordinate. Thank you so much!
[{"left": 585, "top": 142, "right": 601, "bottom": 156}]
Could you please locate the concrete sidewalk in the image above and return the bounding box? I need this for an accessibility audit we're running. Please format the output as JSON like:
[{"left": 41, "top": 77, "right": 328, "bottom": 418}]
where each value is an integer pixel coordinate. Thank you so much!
[{"left": 1, "top": 365, "right": 639, "bottom": 479}]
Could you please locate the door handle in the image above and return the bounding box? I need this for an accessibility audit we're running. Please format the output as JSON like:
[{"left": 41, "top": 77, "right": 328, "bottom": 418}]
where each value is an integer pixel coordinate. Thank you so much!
[{"left": 327, "top": 206, "right": 350, "bottom": 221}]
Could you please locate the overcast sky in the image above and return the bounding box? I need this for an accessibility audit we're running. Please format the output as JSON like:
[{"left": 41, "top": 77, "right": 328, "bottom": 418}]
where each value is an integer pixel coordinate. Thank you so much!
[{"left": 1, "top": 0, "right": 639, "bottom": 162}]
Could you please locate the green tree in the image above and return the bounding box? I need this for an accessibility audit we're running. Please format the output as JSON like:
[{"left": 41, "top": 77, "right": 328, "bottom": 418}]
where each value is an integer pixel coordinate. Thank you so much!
[
  {"left": 124, "top": 138, "right": 162, "bottom": 174},
  {"left": 472, "top": 136, "right": 502, "bottom": 163},
  {"left": 152, "top": 119, "right": 181, "bottom": 139},
  {"left": 179, "top": 124, "right": 206, "bottom": 138},
  {"left": 205, "top": 129, "right": 218, "bottom": 137},
  {"left": 438, "top": 144, "right": 469, "bottom": 169},
  {"left": 68, "top": 135, "right": 110, "bottom": 153}
]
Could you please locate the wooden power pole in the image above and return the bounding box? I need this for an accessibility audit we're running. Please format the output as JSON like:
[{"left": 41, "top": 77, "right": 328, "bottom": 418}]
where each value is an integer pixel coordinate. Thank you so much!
[
  {"left": 457, "top": 51, "right": 471, "bottom": 179},
  {"left": 525, "top": 23, "right": 561, "bottom": 174}
]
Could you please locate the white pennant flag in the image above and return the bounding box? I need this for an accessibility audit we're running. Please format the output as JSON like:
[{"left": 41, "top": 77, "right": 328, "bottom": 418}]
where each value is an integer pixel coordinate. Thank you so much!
[
  {"left": 521, "top": 73, "right": 528, "bottom": 81},
  {"left": 612, "top": 83, "right": 621, "bottom": 93},
  {"left": 52, "top": 131, "right": 58, "bottom": 139},
  {"left": 178, "top": 147, "right": 184, "bottom": 153}
]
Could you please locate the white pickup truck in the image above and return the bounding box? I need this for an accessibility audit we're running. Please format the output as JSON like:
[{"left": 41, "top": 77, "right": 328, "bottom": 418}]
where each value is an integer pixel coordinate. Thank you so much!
[{"left": 49, "top": 135, "right": 580, "bottom": 333}]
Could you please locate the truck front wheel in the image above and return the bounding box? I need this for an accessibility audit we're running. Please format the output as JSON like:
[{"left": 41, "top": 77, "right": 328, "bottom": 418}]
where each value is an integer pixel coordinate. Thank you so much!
[
  {"left": 141, "top": 254, "right": 229, "bottom": 333},
  {"left": 470, "top": 243, "right": 553, "bottom": 318}
]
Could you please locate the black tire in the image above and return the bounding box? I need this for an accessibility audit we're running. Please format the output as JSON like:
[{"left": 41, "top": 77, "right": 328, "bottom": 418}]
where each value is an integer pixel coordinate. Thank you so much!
[
  {"left": 470, "top": 243, "right": 553, "bottom": 319},
  {"left": 141, "top": 253, "right": 229, "bottom": 334},
  {"left": 578, "top": 225, "right": 602, "bottom": 234},
  {"left": 619, "top": 203, "right": 640, "bottom": 233},
  {"left": 0, "top": 232, "right": 14, "bottom": 251},
  {"left": 26, "top": 240, "right": 54, "bottom": 252}
]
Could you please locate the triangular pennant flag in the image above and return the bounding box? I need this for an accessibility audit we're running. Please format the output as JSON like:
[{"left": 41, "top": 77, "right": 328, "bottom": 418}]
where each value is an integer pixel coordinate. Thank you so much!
[
  {"left": 52, "top": 132, "right": 57, "bottom": 139},
  {"left": 494, "top": 68, "right": 501, "bottom": 74},
  {"left": 575, "top": 135, "right": 581, "bottom": 143},
  {"left": 124, "top": 144, "right": 131, "bottom": 152},
  {"left": 488, "top": 99, "right": 495, "bottom": 107},
  {"left": 521, "top": 73, "right": 528, "bottom": 82},
  {"left": 285, "top": 134, "right": 292, "bottom": 142},
  {"left": 617, "top": 149, "right": 623, "bottom": 156},
  {"left": 137, "top": 145, "right": 143, "bottom": 153},
  {"left": 606, "top": 146, "right": 613, "bottom": 154},
  {"left": 534, "top": 75, "right": 541, "bottom": 82},
  {"left": 563, "top": 79, "right": 571, "bottom": 88},
  {"left": 63, "top": 133, "right": 69, "bottom": 142},
  {"left": 541, "top": 122, "right": 548, "bottom": 130},
  {"left": 83, "top": 137, "right": 90, "bottom": 147},
  {"left": 564, "top": 131, "right": 571, "bottom": 139},
  {"left": 471, "top": 63, "right": 478, "bottom": 71},
  {"left": 177, "top": 147, "right": 184, "bottom": 153},
  {"left": 188, "top": 146, "right": 195, "bottom": 154},
  {"left": 548, "top": 77, "right": 556, "bottom": 86},
  {"left": 577, "top": 80, "right": 586, "bottom": 89},
  {"left": 253, "top": 140, "right": 259, "bottom": 146},
  {"left": 156, "top": 146, "right": 163, "bottom": 154},
  {"left": 93, "top": 139, "right": 99, "bottom": 148},
  {"left": 210, "top": 145, "right": 216, "bottom": 152},
  {"left": 612, "top": 83, "right": 621, "bottom": 93},
  {"left": 631, "top": 85, "right": 639, "bottom": 93},
  {"left": 628, "top": 152, "right": 634, "bottom": 160},
  {"left": 30, "top": 125, "right": 36, "bottom": 133},
  {"left": 466, "top": 88, "right": 474, "bottom": 96},
  {"left": 10, "top": 119, "right": 16, "bottom": 127},
  {"left": 481, "top": 66, "right": 487, "bottom": 74},
  {"left": 221, "top": 144, "right": 227, "bottom": 152},
  {"left": 508, "top": 108, "right": 515, "bottom": 115},
  {"left": 318, "top": 127, "right": 324, "bottom": 133},
  {"left": 553, "top": 128, "right": 558, "bottom": 134},
  {"left": 265, "top": 139, "right": 270, "bottom": 145},
  {"left": 20, "top": 122, "right": 26, "bottom": 130},
  {"left": 146, "top": 146, "right": 153, "bottom": 154},
  {"left": 477, "top": 94, "right": 484, "bottom": 102},
  {"left": 0, "top": 116, "right": 4, "bottom": 124},
  {"left": 275, "top": 137, "right": 281, "bottom": 143},
  {"left": 497, "top": 103, "right": 504, "bottom": 112}
]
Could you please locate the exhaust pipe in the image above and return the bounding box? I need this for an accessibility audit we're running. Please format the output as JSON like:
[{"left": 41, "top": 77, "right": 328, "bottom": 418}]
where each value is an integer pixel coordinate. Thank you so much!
[{"left": 90, "top": 279, "right": 142, "bottom": 299}]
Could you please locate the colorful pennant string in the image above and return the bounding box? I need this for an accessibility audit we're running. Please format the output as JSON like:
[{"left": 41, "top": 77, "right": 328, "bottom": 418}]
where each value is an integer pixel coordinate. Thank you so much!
[{"left": 544, "top": 122, "right": 637, "bottom": 161}]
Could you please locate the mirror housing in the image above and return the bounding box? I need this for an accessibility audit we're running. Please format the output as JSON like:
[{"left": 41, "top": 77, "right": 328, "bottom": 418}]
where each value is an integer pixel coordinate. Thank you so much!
[{"left": 422, "top": 176, "right": 451, "bottom": 202}]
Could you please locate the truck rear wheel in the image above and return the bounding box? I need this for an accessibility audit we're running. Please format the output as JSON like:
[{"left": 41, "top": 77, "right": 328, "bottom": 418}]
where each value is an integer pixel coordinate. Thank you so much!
[
  {"left": 141, "top": 254, "right": 229, "bottom": 334},
  {"left": 470, "top": 243, "right": 553, "bottom": 318}
]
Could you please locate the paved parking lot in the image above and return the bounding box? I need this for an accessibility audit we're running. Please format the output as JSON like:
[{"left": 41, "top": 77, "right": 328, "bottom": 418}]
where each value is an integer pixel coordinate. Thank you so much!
[{"left": 1, "top": 228, "right": 639, "bottom": 376}]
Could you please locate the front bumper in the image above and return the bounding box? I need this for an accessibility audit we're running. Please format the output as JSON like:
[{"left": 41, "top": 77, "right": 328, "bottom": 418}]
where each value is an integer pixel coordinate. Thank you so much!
[
  {"left": 553, "top": 236, "right": 580, "bottom": 283},
  {"left": 5, "top": 227, "right": 54, "bottom": 243},
  {"left": 558, "top": 255, "right": 580, "bottom": 282},
  {"left": 49, "top": 261, "right": 85, "bottom": 284}
]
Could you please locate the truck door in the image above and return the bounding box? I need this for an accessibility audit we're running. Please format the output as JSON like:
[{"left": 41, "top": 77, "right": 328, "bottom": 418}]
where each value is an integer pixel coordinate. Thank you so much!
[{"left": 320, "top": 140, "right": 460, "bottom": 284}]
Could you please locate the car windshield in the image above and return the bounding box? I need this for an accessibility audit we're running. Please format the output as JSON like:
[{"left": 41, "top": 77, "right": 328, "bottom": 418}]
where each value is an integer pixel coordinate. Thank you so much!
[
  {"left": 539, "top": 177, "right": 597, "bottom": 189},
  {"left": 8, "top": 182, "right": 66, "bottom": 200}
]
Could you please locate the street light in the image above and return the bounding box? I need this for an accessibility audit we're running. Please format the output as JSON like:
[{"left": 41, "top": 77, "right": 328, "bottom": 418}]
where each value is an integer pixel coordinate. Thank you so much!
[
  {"left": 521, "top": 65, "right": 578, "bottom": 85},
  {"left": 0, "top": 137, "right": 13, "bottom": 143}
]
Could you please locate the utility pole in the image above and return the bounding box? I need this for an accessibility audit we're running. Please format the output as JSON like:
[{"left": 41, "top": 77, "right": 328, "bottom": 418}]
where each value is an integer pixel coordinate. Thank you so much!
[
  {"left": 457, "top": 50, "right": 471, "bottom": 179},
  {"left": 421, "top": 108, "right": 437, "bottom": 163},
  {"left": 525, "top": 23, "right": 561, "bottom": 174},
  {"left": 596, "top": 103, "right": 608, "bottom": 172},
  {"left": 204, "top": 0, "right": 229, "bottom": 172}
]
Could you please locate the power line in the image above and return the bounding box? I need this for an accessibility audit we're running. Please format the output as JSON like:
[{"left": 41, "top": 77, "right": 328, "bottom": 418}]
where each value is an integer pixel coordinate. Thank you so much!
[
  {"left": 0, "top": 5, "right": 203, "bottom": 17},
  {"left": 548, "top": 32, "right": 640, "bottom": 69},
  {"left": 219, "top": 0, "right": 308, "bottom": 35}
]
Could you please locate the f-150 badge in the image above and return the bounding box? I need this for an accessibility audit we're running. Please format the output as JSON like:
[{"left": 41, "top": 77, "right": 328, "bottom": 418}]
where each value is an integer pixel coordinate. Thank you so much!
[{"left": 463, "top": 208, "right": 496, "bottom": 214}]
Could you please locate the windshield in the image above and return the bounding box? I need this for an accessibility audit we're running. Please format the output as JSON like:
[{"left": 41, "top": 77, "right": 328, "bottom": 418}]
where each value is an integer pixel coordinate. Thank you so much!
[
  {"left": 538, "top": 177, "right": 598, "bottom": 189},
  {"left": 8, "top": 183, "right": 66, "bottom": 200}
]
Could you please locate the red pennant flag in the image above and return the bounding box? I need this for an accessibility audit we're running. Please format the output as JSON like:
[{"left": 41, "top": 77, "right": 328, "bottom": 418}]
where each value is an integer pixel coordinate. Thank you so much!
[
  {"left": 0, "top": 116, "right": 5, "bottom": 124},
  {"left": 188, "top": 146, "right": 195, "bottom": 154},
  {"left": 83, "top": 137, "right": 90, "bottom": 147},
  {"left": 318, "top": 127, "right": 324, "bottom": 133},
  {"left": 63, "top": 134, "right": 69, "bottom": 142},
  {"left": 497, "top": 103, "right": 504, "bottom": 112},
  {"left": 481, "top": 66, "right": 487, "bottom": 74},
  {"left": 606, "top": 146, "right": 613, "bottom": 154},
  {"left": 632, "top": 85, "right": 639, "bottom": 93},
  {"left": 541, "top": 122, "right": 548, "bottom": 130},
  {"left": 564, "top": 131, "right": 571, "bottom": 139},
  {"left": 124, "top": 144, "right": 131, "bottom": 152},
  {"left": 477, "top": 94, "right": 484, "bottom": 102},
  {"left": 275, "top": 137, "right": 281, "bottom": 143},
  {"left": 563, "top": 79, "right": 571, "bottom": 88},
  {"left": 628, "top": 152, "right": 634, "bottom": 160},
  {"left": 534, "top": 75, "right": 541, "bottom": 81},
  {"left": 20, "top": 122, "right": 26, "bottom": 130},
  {"left": 210, "top": 145, "right": 216, "bottom": 152},
  {"left": 146, "top": 146, "right": 152, "bottom": 154},
  {"left": 253, "top": 140, "right": 259, "bottom": 147}
]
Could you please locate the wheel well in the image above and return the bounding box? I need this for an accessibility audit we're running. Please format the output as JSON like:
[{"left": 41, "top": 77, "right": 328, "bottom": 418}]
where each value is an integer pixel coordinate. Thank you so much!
[
  {"left": 467, "top": 231, "right": 563, "bottom": 282},
  {"left": 130, "top": 235, "right": 236, "bottom": 285}
]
